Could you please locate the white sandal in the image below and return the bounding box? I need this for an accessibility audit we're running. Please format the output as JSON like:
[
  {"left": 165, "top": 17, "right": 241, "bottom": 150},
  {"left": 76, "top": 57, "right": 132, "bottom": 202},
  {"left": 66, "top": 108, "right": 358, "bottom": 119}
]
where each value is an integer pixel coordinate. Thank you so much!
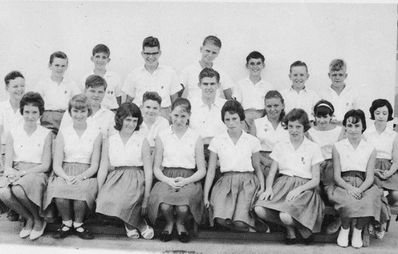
[
  {"left": 125, "top": 225, "right": 139, "bottom": 239},
  {"left": 140, "top": 225, "right": 154, "bottom": 240}
]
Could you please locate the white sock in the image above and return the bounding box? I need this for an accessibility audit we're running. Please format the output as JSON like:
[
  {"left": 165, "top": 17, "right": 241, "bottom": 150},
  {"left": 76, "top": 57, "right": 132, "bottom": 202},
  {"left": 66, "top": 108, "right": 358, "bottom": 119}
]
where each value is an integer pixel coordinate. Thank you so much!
[
  {"left": 63, "top": 220, "right": 73, "bottom": 227},
  {"left": 73, "top": 222, "right": 83, "bottom": 232}
]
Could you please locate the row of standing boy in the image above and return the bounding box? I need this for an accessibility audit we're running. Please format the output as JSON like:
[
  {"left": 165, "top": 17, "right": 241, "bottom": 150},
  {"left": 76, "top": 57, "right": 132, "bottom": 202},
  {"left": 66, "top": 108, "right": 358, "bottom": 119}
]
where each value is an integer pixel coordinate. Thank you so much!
[{"left": 0, "top": 35, "right": 395, "bottom": 248}]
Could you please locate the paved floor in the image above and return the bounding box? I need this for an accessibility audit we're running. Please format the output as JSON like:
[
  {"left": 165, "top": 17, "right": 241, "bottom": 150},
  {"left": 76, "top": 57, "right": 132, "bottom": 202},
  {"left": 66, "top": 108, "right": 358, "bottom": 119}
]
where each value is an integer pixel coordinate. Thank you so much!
[{"left": 1, "top": 213, "right": 397, "bottom": 254}]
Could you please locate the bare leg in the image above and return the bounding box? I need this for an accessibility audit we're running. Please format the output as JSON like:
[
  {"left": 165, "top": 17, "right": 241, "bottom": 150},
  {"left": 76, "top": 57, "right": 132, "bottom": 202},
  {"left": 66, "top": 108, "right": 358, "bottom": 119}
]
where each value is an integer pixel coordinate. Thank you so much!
[
  {"left": 175, "top": 205, "right": 189, "bottom": 233},
  {"left": 0, "top": 187, "right": 33, "bottom": 230},
  {"left": 160, "top": 203, "right": 174, "bottom": 233},
  {"left": 55, "top": 198, "right": 73, "bottom": 221},
  {"left": 356, "top": 217, "right": 370, "bottom": 230},
  {"left": 279, "top": 212, "right": 296, "bottom": 239},
  {"left": 254, "top": 206, "right": 283, "bottom": 226},
  {"left": 73, "top": 200, "right": 87, "bottom": 223},
  {"left": 341, "top": 217, "right": 351, "bottom": 229}
]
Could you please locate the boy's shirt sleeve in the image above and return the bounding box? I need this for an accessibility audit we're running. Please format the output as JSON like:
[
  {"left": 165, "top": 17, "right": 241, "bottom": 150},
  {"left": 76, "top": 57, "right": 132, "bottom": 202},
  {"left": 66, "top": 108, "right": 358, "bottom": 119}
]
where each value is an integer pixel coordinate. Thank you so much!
[
  {"left": 121, "top": 72, "right": 136, "bottom": 99},
  {"left": 169, "top": 69, "right": 183, "bottom": 95}
]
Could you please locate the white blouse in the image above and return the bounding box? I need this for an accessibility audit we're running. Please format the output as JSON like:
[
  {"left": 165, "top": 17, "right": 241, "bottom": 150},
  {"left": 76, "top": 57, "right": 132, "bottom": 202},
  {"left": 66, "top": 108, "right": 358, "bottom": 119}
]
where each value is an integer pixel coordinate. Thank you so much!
[
  {"left": 62, "top": 122, "right": 100, "bottom": 164},
  {"left": 364, "top": 124, "right": 397, "bottom": 160},
  {"left": 159, "top": 126, "right": 199, "bottom": 169},
  {"left": 335, "top": 139, "right": 374, "bottom": 173},
  {"left": 308, "top": 126, "right": 342, "bottom": 160},
  {"left": 11, "top": 124, "right": 50, "bottom": 163},
  {"left": 271, "top": 137, "right": 324, "bottom": 179},
  {"left": 108, "top": 131, "right": 145, "bottom": 167},
  {"left": 254, "top": 117, "right": 288, "bottom": 152},
  {"left": 209, "top": 131, "right": 261, "bottom": 173}
]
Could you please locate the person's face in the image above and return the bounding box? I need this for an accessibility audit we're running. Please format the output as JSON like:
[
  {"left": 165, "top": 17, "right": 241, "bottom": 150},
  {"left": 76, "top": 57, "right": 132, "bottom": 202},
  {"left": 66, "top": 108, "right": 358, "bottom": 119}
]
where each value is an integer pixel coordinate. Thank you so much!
[
  {"left": 142, "top": 99, "right": 160, "bottom": 122},
  {"left": 170, "top": 106, "right": 190, "bottom": 128},
  {"left": 121, "top": 116, "right": 139, "bottom": 133},
  {"left": 287, "top": 120, "right": 305, "bottom": 142},
  {"left": 328, "top": 69, "right": 347, "bottom": 87},
  {"left": 22, "top": 104, "right": 40, "bottom": 125},
  {"left": 199, "top": 77, "right": 219, "bottom": 99},
  {"left": 374, "top": 106, "right": 389, "bottom": 123},
  {"left": 49, "top": 57, "right": 68, "bottom": 78},
  {"left": 223, "top": 112, "right": 242, "bottom": 132},
  {"left": 264, "top": 97, "right": 284, "bottom": 121},
  {"left": 246, "top": 58, "right": 265, "bottom": 77},
  {"left": 315, "top": 114, "right": 332, "bottom": 129},
  {"left": 289, "top": 66, "right": 309, "bottom": 89},
  {"left": 91, "top": 52, "right": 110, "bottom": 70},
  {"left": 345, "top": 117, "right": 363, "bottom": 139},
  {"left": 141, "top": 46, "right": 161, "bottom": 67},
  {"left": 6, "top": 77, "right": 25, "bottom": 101},
  {"left": 200, "top": 43, "right": 220, "bottom": 64},
  {"left": 85, "top": 86, "right": 105, "bottom": 107},
  {"left": 70, "top": 107, "right": 89, "bottom": 124}
]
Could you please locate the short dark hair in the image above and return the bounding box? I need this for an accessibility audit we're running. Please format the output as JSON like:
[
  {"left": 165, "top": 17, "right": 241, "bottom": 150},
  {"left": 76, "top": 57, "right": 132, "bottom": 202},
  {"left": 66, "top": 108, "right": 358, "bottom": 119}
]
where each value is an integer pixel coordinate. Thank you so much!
[
  {"left": 68, "top": 94, "right": 92, "bottom": 117},
  {"left": 329, "top": 59, "right": 346, "bottom": 72},
  {"left": 283, "top": 108, "right": 311, "bottom": 132},
  {"left": 202, "top": 35, "right": 222, "bottom": 48},
  {"left": 92, "top": 44, "right": 110, "bottom": 56},
  {"left": 20, "top": 92, "right": 45, "bottom": 116},
  {"left": 369, "top": 99, "right": 394, "bottom": 121},
  {"left": 114, "top": 102, "right": 143, "bottom": 131},
  {"left": 85, "top": 74, "right": 107, "bottom": 90},
  {"left": 246, "top": 51, "right": 265, "bottom": 64},
  {"left": 142, "top": 91, "right": 162, "bottom": 106},
  {"left": 313, "top": 99, "right": 335, "bottom": 117},
  {"left": 171, "top": 98, "right": 191, "bottom": 114},
  {"left": 199, "top": 67, "right": 220, "bottom": 83},
  {"left": 4, "top": 71, "right": 24, "bottom": 86},
  {"left": 49, "top": 51, "right": 68, "bottom": 65},
  {"left": 142, "top": 36, "right": 160, "bottom": 50},
  {"left": 264, "top": 90, "right": 285, "bottom": 121},
  {"left": 289, "top": 60, "right": 308, "bottom": 73},
  {"left": 221, "top": 100, "right": 245, "bottom": 122},
  {"left": 343, "top": 109, "right": 367, "bottom": 133}
]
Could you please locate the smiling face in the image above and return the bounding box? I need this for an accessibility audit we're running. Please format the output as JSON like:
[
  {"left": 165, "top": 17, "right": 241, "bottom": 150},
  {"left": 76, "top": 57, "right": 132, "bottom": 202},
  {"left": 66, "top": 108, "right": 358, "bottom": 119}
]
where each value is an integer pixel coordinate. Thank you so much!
[
  {"left": 246, "top": 58, "right": 265, "bottom": 78},
  {"left": 170, "top": 105, "right": 190, "bottom": 129},
  {"left": 70, "top": 107, "right": 89, "bottom": 124},
  {"left": 6, "top": 77, "right": 25, "bottom": 101},
  {"left": 264, "top": 97, "right": 284, "bottom": 121},
  {"left": 345, "top": 116, "right": 363, "bottom": 139},
  {"left": 200, "top": 43, "right": 220, "bottom": 65},
  {"left": 141, "top": 46, "right": 161, "bottom": 68},
  {"left": 287, "top": 120, "right": 305, "bottom": 143},
  {"left": 49, "top": 57, "right": 68, "bottom": 79},
  {"left": 91, "top": 52, "right": 110, "bottom": 71},
  {"left": 199, "top": 76, "right": 219, "bottom": 100},
  {"left": 22, "top": 104, "right": 40, "bottom": 126},
  {"left": 142, "top": 99, "right": 160, "bottom": 122},
  {"left": 315, "top": 114, "right": 332, "bottom": 129},
  {"left": 121, "top": 115, "right": 139, "bottom": 134},
  {"left": 85, "top": 86, "right": 105, "bottom": 107},
  {"left": 289, "top": 66, "right": 309, "bottom": 89}
]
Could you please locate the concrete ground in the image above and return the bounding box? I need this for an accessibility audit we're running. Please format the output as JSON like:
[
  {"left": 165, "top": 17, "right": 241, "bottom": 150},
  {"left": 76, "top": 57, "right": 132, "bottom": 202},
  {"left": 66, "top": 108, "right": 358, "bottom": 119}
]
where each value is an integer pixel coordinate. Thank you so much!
[{"left": 1, "top": 213, "right": 397, "bottom": 254}]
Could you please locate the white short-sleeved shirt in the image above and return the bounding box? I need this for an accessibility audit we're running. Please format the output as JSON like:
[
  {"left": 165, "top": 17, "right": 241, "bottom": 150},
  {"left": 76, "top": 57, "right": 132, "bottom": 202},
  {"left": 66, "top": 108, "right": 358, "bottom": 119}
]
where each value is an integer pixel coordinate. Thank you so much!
[
  {"left": 59, "top": 107, "right": 115, "bottom": 138},
  {"left": 140, "top": 116, "right": 169, "bottom": 147},
  {"left": 11, "top": 124, "right": 50, "bottom": 163},
  {"left": 334, "top": 139, "right": 374, "bottom": 173},
  {"left": 159, "top": 126, "right": 199, "bottom": 168},
  {"left": 308, "top": 126, "right": 342, "bottom": 160},
  {"left": 209, "top": 131, "right": 261, "bottom": 173},
  {"left": 62, "top": 122, "right": 100, "bottom": 164},
  {"left": 280, "top": 87, "right": 320, "bottom": 118},
  {"left": 122, "top": 65, "right": 182, "bottom": 108},
  {"left": 271, "top": 137, "right": 324, "bottom": 179},
  {"left": 108, "top": 131, "right": 145, "bottom": 167},
  {"left": 234, "top": 77, "right": 274, "bottom": 110},
  {"left": 180, "top": 62, "right": 235, "bottom": 102},
  {"left": 190, "top": 97, "right": 227, "bottom": 140},
  {"left": 80, "top": 71, "right": 122, "bottom": 110},
  {"left": 364, "top": 124, "right": 396, "bottom": 160},
  {"left": 254, "top": 117, "right": 289, "bottom": 152},
  {"left": 34, "top": 76, "right": 80, "bottom": 110},
  {"left": 322, "top": 86, "right": 358, "bottom": 122},
  {"left": 0, "top": 100, "right": 23, "bottom": 147}
]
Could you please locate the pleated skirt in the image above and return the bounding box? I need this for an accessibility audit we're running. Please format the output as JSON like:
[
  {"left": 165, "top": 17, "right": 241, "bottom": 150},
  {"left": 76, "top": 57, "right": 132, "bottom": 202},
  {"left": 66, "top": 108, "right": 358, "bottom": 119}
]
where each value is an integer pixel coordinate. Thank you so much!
[
  {"left": 210, "top": 171, "right": 259, "bottom": 228},
  {"left": 148, "top": 167, "right": 204, "bottom": 224},
  {"left": 254, "top": 174, "right": 324, "bottom": 233},
  {"left": 96, "top": 166, "right": 145, "bottom": 226}
]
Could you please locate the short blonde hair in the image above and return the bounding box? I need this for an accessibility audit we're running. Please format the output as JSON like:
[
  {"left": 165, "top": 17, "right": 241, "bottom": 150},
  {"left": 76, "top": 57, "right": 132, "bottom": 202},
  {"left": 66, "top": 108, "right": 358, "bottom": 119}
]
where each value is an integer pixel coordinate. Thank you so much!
[{"left": 68, "top": 94, "right": 92, "bottom": 117}]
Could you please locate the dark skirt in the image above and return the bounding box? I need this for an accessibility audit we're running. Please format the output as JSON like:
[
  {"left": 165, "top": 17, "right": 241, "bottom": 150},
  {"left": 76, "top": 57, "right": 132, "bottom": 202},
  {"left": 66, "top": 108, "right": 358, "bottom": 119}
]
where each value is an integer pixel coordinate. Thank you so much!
[
  {"left": 374, "top": 158, "right": 398, "bottom": 191},
  {"left": 325, "top": 171, "right": 386, "bottom": 222},
  {"left": 254, "top": 174, "right": 325, "bottom": 233},
  {"left": 210, "top": 172, "right": 259, "bottom": 228},
  {"left": 43, "top": 162, "right": 98, "bottom": 211},
  {"left": 96, "top": 166, "right": 145, "bottom": 226},
  {"left": 148, "top": 167, "right": 204, "bottom": 224}
]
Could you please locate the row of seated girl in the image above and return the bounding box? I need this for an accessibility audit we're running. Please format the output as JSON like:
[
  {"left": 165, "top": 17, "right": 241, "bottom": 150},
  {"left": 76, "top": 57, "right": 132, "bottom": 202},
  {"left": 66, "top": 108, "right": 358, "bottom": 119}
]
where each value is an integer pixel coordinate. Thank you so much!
[{"left": 0, "top": 91, "right": 396, "bottom": 249}]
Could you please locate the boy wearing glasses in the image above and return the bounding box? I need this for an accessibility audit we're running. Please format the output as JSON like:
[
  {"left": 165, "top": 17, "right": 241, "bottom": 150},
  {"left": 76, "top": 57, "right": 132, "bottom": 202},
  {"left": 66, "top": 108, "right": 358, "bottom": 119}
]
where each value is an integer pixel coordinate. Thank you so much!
[
  {"left": 121, "top": 36, "right": 182, "bottom": 120},
  {"left": 323, "top": 59, "right": 357, "bottom": 125},
  {"left": 234, "top": 51, "right": 274, "bottom": 131}
]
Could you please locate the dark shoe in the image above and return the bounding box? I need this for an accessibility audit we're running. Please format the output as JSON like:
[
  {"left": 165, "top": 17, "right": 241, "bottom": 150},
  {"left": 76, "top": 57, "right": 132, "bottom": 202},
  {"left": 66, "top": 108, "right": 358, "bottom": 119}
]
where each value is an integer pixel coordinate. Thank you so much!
[
  {"left": 302, "top": 234, "right": 314, "bottom": 245},
  {"left": 6, "top": 210, "right": 19, "bottom": 222},
  {"left": 177, "top": 231, "right": 191, "bottom": 243},
  {"left": 53, "top": 224, "right": 72, "bottom": 239},
  {"left": 285, "top": 236, "right": 297, "bottom": 245},
  {"left": 74, "top": 224, "right": 94, "bottom": 240},
  {"left": 159, "top": 231, "right": 173, "bottom": 242}
]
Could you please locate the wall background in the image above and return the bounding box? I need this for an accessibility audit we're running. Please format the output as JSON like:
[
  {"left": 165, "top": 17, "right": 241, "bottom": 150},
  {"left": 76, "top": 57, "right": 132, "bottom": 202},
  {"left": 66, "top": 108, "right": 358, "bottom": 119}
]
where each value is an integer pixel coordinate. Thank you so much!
[{"left": 0, "top": 1, "right": 396, "bottom": 118}]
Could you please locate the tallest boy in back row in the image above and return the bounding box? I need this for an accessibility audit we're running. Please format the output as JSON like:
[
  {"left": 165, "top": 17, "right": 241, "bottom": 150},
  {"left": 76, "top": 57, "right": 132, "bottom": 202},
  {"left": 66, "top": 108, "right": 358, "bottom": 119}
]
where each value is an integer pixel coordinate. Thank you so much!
[{"left": 121, "top": 36, "right": 182, "bottom": 120}]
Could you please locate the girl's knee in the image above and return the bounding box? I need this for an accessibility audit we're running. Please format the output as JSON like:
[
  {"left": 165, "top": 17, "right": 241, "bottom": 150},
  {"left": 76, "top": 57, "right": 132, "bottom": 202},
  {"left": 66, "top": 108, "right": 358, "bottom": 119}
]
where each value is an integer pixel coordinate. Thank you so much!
[
  {"left": 10, "top": 185, "right": 25, "bottom": 198},
  {"left": 176, "top": 205, "right": 189, "bottom": 213},
  {"left": 279, "top": 212, "right": 294, "bottom": 226},
  {"left": 0, "top": 187, "right": 12, "bottom": 200},
  {"left": 160, "top": 203, "right": 173, "bottom": 212},
  {"left": 254, "top": 206, "right": 265, "bottom": 218}
]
